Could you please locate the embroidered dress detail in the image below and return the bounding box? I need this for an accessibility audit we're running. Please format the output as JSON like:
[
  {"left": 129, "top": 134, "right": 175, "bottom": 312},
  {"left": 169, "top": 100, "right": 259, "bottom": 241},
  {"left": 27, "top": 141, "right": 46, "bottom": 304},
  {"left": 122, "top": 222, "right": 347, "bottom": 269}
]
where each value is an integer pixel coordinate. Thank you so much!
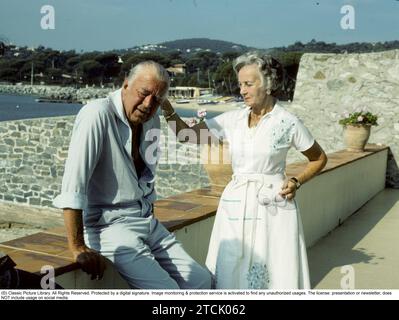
[
  {"left": 247, "top": 263, "right": 270, "bottom": 289},
  {"left": 271, "top": 119, "right": 296, "bottom": 150}
]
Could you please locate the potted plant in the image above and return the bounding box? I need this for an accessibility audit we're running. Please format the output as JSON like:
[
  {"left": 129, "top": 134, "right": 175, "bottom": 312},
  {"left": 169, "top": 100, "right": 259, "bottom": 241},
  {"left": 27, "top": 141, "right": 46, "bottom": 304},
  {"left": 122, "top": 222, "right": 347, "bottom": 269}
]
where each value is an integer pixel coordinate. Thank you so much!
[{"left": 339, "top": 107, "right": 378, "bottom": 152}]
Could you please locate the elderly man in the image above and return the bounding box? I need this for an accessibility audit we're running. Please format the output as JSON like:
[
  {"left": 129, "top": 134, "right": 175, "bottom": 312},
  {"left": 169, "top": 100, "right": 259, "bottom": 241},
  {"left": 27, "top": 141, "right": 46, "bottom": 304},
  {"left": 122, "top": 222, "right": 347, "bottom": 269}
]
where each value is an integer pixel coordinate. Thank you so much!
[{"left": 53, "top": 61, "right": 211, "bottom": 289}]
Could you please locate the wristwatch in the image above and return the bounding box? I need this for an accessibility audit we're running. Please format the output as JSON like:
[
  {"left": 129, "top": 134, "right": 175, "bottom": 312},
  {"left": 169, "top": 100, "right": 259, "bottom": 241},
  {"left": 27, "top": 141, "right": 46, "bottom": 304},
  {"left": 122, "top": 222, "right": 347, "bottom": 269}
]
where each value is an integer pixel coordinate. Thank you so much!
[{"left": 289, "top": 177, "right": 301, "bottom": 189}]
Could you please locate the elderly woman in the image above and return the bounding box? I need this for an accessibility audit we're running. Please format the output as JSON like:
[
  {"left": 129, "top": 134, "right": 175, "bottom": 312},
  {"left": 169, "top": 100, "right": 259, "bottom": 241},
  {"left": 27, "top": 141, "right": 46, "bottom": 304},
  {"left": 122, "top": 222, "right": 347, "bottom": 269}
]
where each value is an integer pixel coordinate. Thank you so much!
[{"left": 161, "top": 52, "right": 327, "bottom": 289}]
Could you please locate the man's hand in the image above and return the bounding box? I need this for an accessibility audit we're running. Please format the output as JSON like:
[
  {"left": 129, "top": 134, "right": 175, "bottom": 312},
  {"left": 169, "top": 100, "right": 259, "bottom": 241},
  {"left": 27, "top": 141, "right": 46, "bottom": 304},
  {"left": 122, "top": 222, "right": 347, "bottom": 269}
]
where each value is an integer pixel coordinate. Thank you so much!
[
  {"left": 63, "top": 209, "right": 107, "bottom": 280},
  {"left": 279, "top": 180, "right": 297, "bottom": 200},
  {"left": 71, "top": 245, "right": 107, "bottom": 280}
]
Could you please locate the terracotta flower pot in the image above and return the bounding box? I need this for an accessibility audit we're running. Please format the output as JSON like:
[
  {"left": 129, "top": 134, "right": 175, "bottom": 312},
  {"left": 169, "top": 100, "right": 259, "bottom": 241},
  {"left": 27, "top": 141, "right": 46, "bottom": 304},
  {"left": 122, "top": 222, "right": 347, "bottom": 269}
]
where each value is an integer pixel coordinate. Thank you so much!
[
  {"left": 343, "top": 124, "right": 371, "bottom": 152},
  {"left": 200, "top": 140, "right": 233, "bottom": 188}
]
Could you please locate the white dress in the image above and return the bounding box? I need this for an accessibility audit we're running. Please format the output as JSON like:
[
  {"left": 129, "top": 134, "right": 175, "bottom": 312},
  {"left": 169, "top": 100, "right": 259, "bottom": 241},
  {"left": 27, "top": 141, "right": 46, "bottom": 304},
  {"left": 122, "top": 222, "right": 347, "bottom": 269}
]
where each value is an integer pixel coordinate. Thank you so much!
[{"left": 204, "top": 102, "right": 314, "bottom": 289}]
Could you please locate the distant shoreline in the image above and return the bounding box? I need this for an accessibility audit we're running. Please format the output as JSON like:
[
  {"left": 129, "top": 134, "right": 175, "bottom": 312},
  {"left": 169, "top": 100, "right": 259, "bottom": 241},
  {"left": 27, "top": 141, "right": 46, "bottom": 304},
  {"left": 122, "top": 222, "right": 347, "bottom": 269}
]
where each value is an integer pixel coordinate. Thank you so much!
[
  {"left": 168, "top": 99, "right": 242, "bottom": 112},
  {"left": 0, "top": 84, "right": 243, "bottom": 113},
  {"left": 0, "top": 83, "right": 112, "bottom": 105},
  {"left": 0, "top": 92, "right": 236, "bottom": 122}
]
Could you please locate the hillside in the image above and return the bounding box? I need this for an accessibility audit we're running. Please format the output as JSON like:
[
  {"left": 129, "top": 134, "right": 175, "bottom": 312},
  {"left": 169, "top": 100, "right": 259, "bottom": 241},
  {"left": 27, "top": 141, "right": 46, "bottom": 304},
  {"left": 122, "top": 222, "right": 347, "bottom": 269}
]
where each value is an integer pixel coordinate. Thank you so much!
[
  {"left": 116, "top": 38, "right": 253, "bottom": 55},
  {"left": 159, "top": 38, "right": 252, "bottom": 53}
]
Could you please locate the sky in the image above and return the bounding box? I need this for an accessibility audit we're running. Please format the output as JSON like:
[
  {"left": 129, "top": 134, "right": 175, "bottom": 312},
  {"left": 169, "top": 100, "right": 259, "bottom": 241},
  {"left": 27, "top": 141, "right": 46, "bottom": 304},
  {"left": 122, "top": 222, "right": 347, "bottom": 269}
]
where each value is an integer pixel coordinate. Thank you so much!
[{"left": 0, "top": 0, "right": 398, "bottom": 52}]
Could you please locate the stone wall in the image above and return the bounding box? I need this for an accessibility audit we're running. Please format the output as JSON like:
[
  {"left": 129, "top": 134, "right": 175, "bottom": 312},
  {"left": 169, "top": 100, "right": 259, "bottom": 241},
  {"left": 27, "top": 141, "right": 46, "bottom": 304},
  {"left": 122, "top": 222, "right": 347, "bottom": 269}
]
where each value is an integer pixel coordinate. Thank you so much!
[
  {"left": 0, "top": 116, "right": 209, "bottom": 208},
  {"left": 286, "top": 49, "right": 399, "bottom": 186},
  {"left": 0, "top": 117, "right": 72, "bottom": 207},
  {"left": 155, "top": 118, "right": 210, "bottom": 197}
]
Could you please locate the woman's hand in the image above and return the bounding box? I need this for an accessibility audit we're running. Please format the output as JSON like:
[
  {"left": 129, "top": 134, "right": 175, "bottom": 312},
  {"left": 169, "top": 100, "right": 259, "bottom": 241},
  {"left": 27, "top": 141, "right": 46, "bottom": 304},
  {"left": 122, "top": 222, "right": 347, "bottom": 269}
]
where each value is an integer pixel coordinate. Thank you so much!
[{"left": 279, "top": 180, "right": 297, "bottom": 200}]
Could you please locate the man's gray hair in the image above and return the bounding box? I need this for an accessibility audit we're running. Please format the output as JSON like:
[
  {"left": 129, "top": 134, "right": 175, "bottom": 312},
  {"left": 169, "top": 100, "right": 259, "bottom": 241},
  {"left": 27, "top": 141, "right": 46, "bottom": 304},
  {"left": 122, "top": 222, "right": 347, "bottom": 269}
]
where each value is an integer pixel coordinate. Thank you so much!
[
  {"left": 233, "top": 51, "right": 285, "bottom": 96},
  {"left": 127, "top": 60, "right": 170, "bottom": 89}
]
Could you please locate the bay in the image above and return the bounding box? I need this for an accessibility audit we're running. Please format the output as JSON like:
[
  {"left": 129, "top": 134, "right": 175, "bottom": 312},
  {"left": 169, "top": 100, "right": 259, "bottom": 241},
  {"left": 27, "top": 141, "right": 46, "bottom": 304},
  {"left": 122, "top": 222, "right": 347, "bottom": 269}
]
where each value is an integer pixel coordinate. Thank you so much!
[{"left": 0, "top": 94, "right": 222, "bottom": 122}]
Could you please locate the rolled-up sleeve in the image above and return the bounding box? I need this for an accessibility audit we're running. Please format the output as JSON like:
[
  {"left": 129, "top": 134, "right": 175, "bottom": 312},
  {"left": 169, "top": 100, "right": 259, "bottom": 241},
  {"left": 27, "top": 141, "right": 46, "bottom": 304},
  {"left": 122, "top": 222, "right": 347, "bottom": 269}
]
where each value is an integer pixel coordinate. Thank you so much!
[{"left": 53, "top": 106, "right": 105, "bottom": 210}]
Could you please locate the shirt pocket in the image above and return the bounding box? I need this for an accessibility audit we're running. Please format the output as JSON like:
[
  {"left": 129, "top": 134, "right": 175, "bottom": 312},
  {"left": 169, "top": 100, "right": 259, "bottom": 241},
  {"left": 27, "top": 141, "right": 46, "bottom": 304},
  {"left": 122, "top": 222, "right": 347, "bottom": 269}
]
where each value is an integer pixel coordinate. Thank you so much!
[
  {"left": 219, "top": 183, "right": 243, "bottom": 222},
  {"left": 220, "top": 197, "right": 242, "bottom": 222}
]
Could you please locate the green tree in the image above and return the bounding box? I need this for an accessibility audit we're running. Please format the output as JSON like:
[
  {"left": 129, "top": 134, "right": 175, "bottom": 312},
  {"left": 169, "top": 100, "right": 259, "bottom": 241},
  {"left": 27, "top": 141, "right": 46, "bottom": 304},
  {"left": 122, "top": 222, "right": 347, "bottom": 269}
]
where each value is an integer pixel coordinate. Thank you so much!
[
  {"left": 167, "top": 51, "right": 184, "bottom": 65},
  {"left": 121, "top": 52, "right": 171, "bottom": 78},
  {"left": 214, "top": 61, "right": 238, "bottom": 95},
  {"left": 0, "top": 67, "right": 18, "bottom": 83},
  {"left": 221, "top": 51, "right": 240, "bottom": 62},
  {"left": 77, "top": 60, "right": 104, "bottom": 85},
  {"left": 272, "top": 51, "right": 303, "bottom": 100},
  {"left": 185, "top": 51, "right": 219, "bottom": 73},
  {"left": 65, "top": 56, "right": 81, "bottom": 71},
  {"left": 95, "top": 53, "right": 121, "bottom": 83},
  {"left": 46, "top": 68, "right": 63, "bottom": 83}
]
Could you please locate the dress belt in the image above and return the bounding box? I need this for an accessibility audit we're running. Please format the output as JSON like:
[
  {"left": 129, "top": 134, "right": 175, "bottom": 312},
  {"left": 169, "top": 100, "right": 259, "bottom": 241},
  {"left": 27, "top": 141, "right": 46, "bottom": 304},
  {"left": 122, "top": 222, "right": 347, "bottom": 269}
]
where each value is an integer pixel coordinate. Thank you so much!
[{"left": 230, "top": 173, "right": 287, "bottom": 267}]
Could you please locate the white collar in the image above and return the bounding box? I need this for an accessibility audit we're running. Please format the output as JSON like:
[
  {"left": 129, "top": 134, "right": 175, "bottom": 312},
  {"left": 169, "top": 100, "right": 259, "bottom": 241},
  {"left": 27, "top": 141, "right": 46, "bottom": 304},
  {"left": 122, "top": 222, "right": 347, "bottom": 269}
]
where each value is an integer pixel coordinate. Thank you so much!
[{"left": 240, "top": 101, "right": 282, "bottom": 120}]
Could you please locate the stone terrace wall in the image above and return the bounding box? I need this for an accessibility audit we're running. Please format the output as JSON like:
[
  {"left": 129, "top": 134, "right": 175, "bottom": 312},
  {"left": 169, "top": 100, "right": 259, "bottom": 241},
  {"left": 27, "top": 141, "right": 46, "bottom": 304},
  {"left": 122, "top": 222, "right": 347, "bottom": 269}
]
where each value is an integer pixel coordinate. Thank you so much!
[
  {"left": 0, "top": 116, "right": 209, "bottom": 208},
  {"left": 0, "top": 118, "right": 72, "bottom": 207},
  {"left": 285, "top": 49, "right": 399, "bottom": 186}
]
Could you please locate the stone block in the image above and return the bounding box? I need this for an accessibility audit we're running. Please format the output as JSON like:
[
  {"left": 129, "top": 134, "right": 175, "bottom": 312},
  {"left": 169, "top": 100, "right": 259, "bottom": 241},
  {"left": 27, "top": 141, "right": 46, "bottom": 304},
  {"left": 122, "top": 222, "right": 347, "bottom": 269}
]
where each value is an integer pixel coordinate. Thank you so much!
[
  {"left": 313, "top": 71, "right": 326, "bottom": 80},
  {"left": 17, "top": 124, "right": 27, "bottom": 132},
  {"left": 11, "top": 176, "right": 24, "bottom": 184},
  {"left": 4, "top": 138, "right": 15, "bottom": 146},
  {"left": 10, "top": 132, "right": 21, "bottom": 138},
  {"left": 0, "top": 145, "right": 9, "bottom": 153},
  {"left": 41, "top": 200, "right": 53, "bottom": 207},
  {"left": 31, "top": 184, "right": 42, "bottom": 191},
  {"left": 23, "top": 191, "right": 33, "bottom": 198},
  {"left": 15, "top": 197, "right": 27, "bottom": 203},
  {"left": 50, "top": 184, "right": 60, "bottom": 191},
  {"left": 15, "top": 139, "right": 28, "bottom": 147},
  {"left": 16, "top": 166, "right": 34, "bottom": 175},
  {"left": 4, "top": 195, "right": 14, "bottom": 202},
  {"left": 29, "top": 197, "right": 41, "bottom": 206}
]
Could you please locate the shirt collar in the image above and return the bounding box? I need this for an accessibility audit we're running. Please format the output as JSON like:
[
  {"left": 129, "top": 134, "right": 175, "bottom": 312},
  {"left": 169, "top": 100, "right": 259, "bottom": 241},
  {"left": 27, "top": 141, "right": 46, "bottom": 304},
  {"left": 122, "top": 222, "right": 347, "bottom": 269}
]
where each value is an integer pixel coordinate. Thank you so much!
[
  {"left": 109, "top": 88, "right": 129, "bottom": 126},
  {"left": 240, "top": 100, "right": 282, "bottom": 120}
]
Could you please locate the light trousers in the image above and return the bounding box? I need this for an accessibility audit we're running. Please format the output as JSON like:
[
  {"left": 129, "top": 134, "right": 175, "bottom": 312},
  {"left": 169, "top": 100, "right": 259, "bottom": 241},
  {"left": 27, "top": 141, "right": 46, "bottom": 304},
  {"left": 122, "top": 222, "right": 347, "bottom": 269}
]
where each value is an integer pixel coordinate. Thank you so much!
[{"left": 84, "top": 205, "right": 211, "bottom": 289}]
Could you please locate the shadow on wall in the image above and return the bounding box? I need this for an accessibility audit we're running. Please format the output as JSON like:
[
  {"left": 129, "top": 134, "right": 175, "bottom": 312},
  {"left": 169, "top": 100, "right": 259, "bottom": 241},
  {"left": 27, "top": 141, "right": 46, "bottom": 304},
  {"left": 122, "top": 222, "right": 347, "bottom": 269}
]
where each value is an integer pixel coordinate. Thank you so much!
[{"left": 386, "top": 147, "right": 399, "bottom": 188}]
